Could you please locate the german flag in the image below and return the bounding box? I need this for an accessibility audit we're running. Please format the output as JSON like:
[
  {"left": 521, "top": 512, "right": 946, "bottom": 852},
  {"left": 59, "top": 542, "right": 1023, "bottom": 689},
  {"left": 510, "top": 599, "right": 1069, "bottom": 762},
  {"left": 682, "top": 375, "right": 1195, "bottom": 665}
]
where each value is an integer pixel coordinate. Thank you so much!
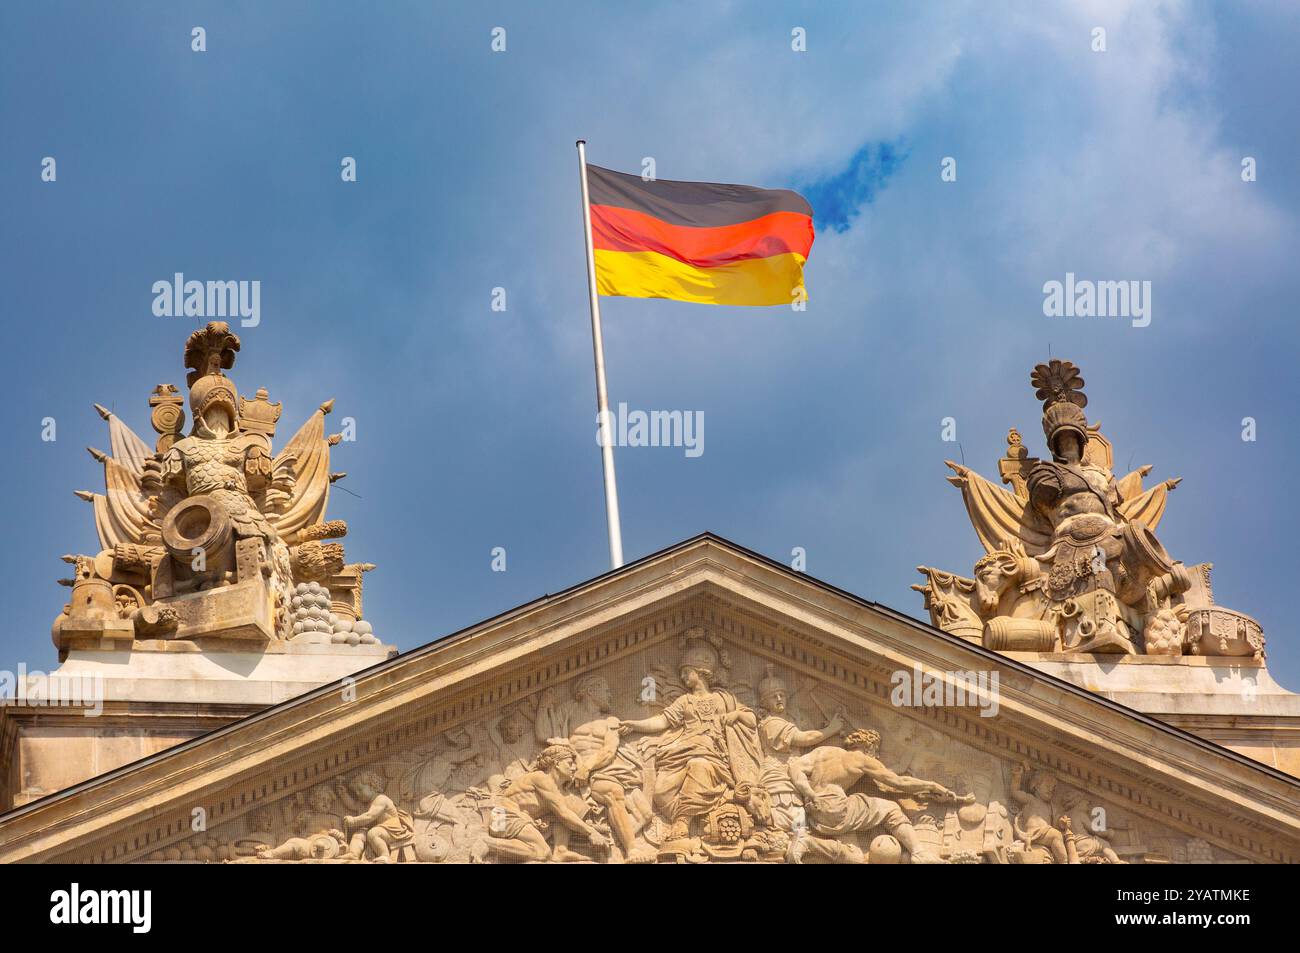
[{"left": 586, "top": 165, "right": 814, "bottom": 306}]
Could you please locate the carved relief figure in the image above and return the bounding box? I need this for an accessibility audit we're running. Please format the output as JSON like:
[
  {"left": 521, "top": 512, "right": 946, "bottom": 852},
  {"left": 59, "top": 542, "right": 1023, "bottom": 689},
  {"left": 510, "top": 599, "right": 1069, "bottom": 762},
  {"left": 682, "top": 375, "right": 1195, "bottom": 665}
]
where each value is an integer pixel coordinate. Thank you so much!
[
  {"left": 256, "top": 830, "right": 347, "bottom": 861},
  {"left": 756, "top": 665, "right": 845, "bottom": 833},
  {"left": 554, "top": 674, "right": 656, "bottom": 863},
  {"left": 1008, "top": 763, "right": 1068, "bottom": 863},
  {"left": 787, "top": 729, "right": 973, "bottom": 864},
  {"left": 757, "top": 665, "right": 846, "bottom": 756},
  {"left": 489, "top": 707, "right": 536, "bottom": 782},
  {"left": 1058, "top": 787, "right": 1124, "bottom": 864},
  {"left": 401, "top": 726, "right": 493, "bottom": 807},
  {"left": 338, "top": 769, "right": 414, "bottom": 863},
  {"left": 619, "top": 639, "right": 763, "bottom": 844},
  {"left": 481, "top": 740, "right": 610, "bottom": 863},
  {"left": 293, "top": 784, "right": 343, "bottom": 837}
]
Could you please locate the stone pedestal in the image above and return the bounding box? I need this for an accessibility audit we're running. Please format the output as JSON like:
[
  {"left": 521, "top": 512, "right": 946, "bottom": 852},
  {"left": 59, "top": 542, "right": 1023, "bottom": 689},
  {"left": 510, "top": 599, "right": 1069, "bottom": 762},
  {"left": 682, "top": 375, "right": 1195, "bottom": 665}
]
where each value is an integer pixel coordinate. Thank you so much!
[
  {"left": 0, "top": 637, "right": 395, "bottom": 809},
  {"left": 157, "top": 578, "right": 277, "bottom": 643},
  {"left": 1011, "top": 651, "right": 1300, "bottom": 775}
]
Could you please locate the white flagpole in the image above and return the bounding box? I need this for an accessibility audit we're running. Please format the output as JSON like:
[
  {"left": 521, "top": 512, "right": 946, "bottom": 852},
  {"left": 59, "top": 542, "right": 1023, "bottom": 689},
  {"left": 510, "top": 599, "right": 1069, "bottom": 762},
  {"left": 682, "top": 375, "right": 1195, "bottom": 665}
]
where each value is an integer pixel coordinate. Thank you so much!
[{"left": 576, "top": 140, "right": 625, "bottom": 569}]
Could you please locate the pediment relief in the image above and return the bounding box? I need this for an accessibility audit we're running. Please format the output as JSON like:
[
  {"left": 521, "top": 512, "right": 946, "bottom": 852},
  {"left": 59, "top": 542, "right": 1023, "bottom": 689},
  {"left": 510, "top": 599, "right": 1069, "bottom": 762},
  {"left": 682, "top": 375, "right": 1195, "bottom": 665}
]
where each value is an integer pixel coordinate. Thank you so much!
[
  {"left": 97, "top": 612, "right": 1261, "bottom": 864},
  {"left": 5, "top": 539, "right": 1296, "bottom": 865}
]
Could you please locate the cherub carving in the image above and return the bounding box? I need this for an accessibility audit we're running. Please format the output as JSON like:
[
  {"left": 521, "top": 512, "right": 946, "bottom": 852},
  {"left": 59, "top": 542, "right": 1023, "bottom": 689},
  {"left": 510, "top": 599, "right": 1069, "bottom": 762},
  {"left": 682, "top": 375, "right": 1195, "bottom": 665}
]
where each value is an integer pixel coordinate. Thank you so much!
[
  {"left": 255, "top": 829, "right": 347, "bottom": 861},
  {"left": 337, "top": 769, "right": 414, "bottom": 863},
  {"left": 1058, "top": 787, "right": 1124, "bottom": 864},
  {"left": 293, "top": 784, "right": 342, "bottom": 836},
  {"left": 1008, "top": 762, "right": 1068, "bottom": 863}
]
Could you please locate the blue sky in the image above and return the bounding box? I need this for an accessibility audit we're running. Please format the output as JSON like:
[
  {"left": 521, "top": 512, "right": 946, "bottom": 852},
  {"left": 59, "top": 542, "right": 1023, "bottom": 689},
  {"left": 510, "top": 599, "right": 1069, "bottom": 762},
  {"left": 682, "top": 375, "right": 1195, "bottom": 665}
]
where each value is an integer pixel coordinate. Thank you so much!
[{"left": 2, "top": 1, "right": 1298, "bottom": 690}]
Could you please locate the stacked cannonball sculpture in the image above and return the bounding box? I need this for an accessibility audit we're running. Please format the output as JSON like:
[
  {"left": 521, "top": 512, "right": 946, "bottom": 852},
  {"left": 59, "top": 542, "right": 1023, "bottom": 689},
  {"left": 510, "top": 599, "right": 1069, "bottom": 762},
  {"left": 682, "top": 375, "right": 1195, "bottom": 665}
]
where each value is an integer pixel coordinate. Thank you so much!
[
  {"left": 329, "top": 614, "right": 379, "bottom": 646},
  {"left": 288, "top": 581, "right": 379, "bottom": 646}
]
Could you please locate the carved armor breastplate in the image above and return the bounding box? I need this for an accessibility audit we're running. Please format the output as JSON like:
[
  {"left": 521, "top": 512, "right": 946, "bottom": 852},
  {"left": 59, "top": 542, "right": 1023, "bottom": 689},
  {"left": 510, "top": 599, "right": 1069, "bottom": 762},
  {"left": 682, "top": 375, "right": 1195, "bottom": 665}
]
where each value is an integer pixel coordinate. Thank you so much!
[
  {"left": 173, "top": 436, "right": 276, "bottom": 542},
  {"left": 1029, "top": 460, "right": 1117, "bottom": 523},
  {"left": 181, "top": 439, "right": 249, "bottom": 495}
]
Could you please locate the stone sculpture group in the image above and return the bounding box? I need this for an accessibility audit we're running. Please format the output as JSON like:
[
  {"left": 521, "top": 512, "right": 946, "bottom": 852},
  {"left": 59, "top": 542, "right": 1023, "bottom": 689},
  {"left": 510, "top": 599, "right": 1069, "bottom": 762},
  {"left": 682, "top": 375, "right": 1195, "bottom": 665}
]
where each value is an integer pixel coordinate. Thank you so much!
[
  {"left": 52, "top": 322, "right": 379, "bottom": 653},
  {"left": 915, "top": 360, "right": 1264, "bottom": 659}
]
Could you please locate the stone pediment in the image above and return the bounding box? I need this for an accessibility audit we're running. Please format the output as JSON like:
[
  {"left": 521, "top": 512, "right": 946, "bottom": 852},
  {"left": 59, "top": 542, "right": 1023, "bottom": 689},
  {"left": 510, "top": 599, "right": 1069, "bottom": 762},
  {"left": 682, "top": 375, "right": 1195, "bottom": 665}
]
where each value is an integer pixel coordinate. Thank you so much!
[{"left": 2, "top": 535, "right": 1297, "bottom": 864}]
